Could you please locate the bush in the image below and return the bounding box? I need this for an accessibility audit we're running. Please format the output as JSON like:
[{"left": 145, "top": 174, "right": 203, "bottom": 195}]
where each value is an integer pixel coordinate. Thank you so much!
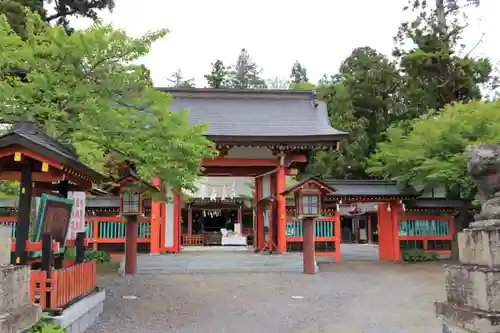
[
  {"left": 63, "top": 246, "right": 76, "bottom": 261},
  {"left": 28, "top": 320, "right": 65, "bottom": 333},
  {"left": 84, "top": 250, "right": 111, "bottom": 263},
  {"left": 402, "top": 248, "right": 439, "bottom": 263}
]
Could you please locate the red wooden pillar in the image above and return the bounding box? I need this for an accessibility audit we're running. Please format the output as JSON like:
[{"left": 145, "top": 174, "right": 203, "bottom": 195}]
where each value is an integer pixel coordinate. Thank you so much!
[
  {"left": 367, "top": 214, "right": 373, "bottom": 244},
  {"left": 256, "top": 177, "right": 264, "bottom": 250},
  {"left": 377, "top": 203, "right": 394, "bottom": 260},
  {"left": 334, "top": 210, "right": 341, "bottom": 263},
  {"left": 303, "top": 218, "right": 316, "bottom": 274},
  {"left": 150, "top": 178, "right": 161, "bottom": 254},
  {"left": 390, "top": 202, "right": 403, "bottom": 261},
  {"left": 125, "top": 215, "right": 138, "bottom": 275},
  {"left": 187, "top": 204, "right": 193, "bottom": 236},
  {"left": 276, "top": 166, "right": 286, "bottom": 253}
]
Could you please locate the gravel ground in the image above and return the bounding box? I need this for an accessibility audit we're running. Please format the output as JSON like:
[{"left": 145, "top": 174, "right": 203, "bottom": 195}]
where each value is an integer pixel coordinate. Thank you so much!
[{"left": 89, "top": 259, "right": 445, "bottom": 333}]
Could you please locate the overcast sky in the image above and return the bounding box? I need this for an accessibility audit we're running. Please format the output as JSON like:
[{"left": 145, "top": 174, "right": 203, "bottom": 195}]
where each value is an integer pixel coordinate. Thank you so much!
[{"left": 72, "top": 0, "right": 499, "bottom": 87}]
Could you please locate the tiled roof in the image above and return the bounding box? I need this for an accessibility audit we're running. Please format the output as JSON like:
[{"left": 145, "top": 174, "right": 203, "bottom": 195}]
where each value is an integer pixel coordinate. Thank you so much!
[
  {"left": 0, "top": 121, "right": 107, "bottom": 183},
  {"left": 161, "top": 88, "right": 347, "bottom": 142},
  {"left": 322, "top": 179, "right": 420, "bottom": 197}
]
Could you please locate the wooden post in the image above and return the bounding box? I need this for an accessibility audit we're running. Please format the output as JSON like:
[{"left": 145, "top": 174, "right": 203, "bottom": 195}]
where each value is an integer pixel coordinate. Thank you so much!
[
  {"left": 188, "top": 204, "right": 193, "bottom": 236},
  {"left": 256, "top": 177, "right": 264, "bottom": 251},
  {"left": 237, "top": 205, "right": 242, "bottom": 225},
  {"left": 75, "top": 232, "right": 85, "bottom": 264},
  {"left": 13, "top": 163, "right": 33, "bottom": 265},
  {"left": 125, "top": 215, "right": 138, "bottom": 275},
  {"left": 150, "top": 178, "right": 161, "bottom": 254},
  {"left": 276, "top": 166, "right": 286, "bottom": 253},
  {"left": 302, "top": 218, "right": 315, "bottom": 274},
  {"left": 41, "top": 232, "right": 53, "bottom": 309},
  {"left": 334, "top": 210, "right": 341, "bottom": 263},
  {"left": 367, "top": 214, "right": 373, "bottom": 244}
]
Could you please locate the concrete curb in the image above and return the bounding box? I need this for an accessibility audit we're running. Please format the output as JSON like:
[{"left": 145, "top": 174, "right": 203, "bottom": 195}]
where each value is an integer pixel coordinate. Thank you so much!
[{"left": 50, "top": 289, "right": 105, "bottom": 333}]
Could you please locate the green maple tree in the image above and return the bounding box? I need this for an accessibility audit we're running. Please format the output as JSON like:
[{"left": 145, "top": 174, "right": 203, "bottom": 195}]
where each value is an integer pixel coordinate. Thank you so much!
[{"left": 0, "top": 10, "right": 216, "bottom": 191}]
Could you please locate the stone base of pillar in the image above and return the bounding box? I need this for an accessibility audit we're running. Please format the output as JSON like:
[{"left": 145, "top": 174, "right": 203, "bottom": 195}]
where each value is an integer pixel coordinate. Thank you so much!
[{"left": 436, "top": 222, "right": 500, "bottom": 332}]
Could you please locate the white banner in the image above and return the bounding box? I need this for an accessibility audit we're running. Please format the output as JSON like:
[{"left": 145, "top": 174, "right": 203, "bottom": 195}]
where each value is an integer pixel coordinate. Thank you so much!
[{"left": 67, "top": 191, "right": 86, "bottom": 239}]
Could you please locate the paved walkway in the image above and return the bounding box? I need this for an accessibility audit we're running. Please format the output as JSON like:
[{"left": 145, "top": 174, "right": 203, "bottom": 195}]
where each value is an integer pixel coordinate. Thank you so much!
[{"left": 89, "top": 245, "right": 445, "bottom": 333}]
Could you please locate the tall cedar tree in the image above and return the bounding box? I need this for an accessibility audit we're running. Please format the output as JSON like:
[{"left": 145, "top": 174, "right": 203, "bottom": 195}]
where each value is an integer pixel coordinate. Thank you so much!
[
  {"left": 228, "top": 48, "right": 266, "bottom": 89},
  {"left": 0, "top": 0, "right": 114, "bottom": 34},
  {"left": 204, "top": 60, "right": 229, "bottom": 88},
  {"left": 289, "top": 61, "right": 309, "bottom": 84}
]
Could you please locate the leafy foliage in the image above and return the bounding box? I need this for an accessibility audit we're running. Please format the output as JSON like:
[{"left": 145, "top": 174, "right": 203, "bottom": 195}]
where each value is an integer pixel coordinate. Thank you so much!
[
  {"left": 204, "top": 59, "right": 229, "bottom": 88},
  {"left": 84, "top": 249, "right": 111, "bottom": 263},
  {"left": 167, "top": 69, "right": 195, "bottom": 88},
  {"left": 308, "top": 47, "right": 400, "bottom": 179},
  {"left": 0, "top": 11, "right": 216, "bottom": 191},
  {"left": 0, "top": 0, "right": 113, "bottom": 35},
  {"left": 402, "top": 248, "right": 439, "bottom": 262},
  {"left": 369, "top": 100, "right": 500, "bottom": 199},
  {"left": 28, "top": 320, "right": 65, "bottom": 333},
  {"left": 228, "top": 48, "right": 266, "bottom": 89},
  {"left": 289, "top": 60, "right": 308, "bottom": 84},
  {"left": 266, "top": 76, "right": 289, "bottom": 89},
  {"left": 393, "top": 0, "right": 493, "bottom": 118}
]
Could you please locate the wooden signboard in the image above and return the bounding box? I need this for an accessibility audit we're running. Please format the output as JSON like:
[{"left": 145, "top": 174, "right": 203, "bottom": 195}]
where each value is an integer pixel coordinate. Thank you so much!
[{"left": 33, "top": 194, "right": 74, "bottom": 253}]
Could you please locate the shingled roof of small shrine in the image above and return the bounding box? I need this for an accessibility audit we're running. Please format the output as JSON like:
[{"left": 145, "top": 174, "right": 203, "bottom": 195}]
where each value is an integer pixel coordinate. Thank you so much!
[
  {"left": 159, "top": 88, "right": 347, "bottom": 144},
  {"left": 0, "top": 121, "right": 107, "bottom": 183},
  {"left": 322, "top": 179, "right": 420, "bottom": 197}
]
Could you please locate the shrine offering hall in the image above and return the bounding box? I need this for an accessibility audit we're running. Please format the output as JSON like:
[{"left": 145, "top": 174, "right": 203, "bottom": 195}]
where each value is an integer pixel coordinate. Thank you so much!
[{"left": 0, "top": 88, "right": 457, "bottom": 260}]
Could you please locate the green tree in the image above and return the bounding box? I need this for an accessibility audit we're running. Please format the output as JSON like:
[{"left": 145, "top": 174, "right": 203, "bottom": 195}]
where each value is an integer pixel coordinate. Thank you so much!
[
  {"left": 167, "top": 69, "right": 195, "bottom": 88},
  {"left": 394, "top": 0, "right": 492, "bottom": 118},
  {"left": 369, "top": 101, "right": 500, "bottom": 258},
  {"left": 307, "top": 84, "right": 369, "bottom": 178},
  {"left": 204, "top": 59, "right": 229, "bottom": 88},
  {"left": 228, "top": 48, "right": 266, "bottom": 89},
  {"left": 336, "top": 47, "right": 403, "bottom": 153},
  {"left": 0, "top": 0, "right": 114, "bottom": 34},
  {"left": 0, "top": 11, "right": 216, "bottom": 190},
  {"left": 289, "top": 61, "right": 308, "bottom": 84}
]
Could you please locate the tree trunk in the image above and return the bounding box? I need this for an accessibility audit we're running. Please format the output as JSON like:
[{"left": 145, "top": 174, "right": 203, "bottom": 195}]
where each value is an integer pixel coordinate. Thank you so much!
[{"left": 435, "top": 0, "right": 447, "bottom": 36}]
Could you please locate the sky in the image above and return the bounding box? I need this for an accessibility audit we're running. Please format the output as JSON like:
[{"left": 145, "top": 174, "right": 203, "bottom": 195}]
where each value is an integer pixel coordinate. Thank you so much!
[{"left": 71, "top": 0, "right": 500, "bottom": 87}]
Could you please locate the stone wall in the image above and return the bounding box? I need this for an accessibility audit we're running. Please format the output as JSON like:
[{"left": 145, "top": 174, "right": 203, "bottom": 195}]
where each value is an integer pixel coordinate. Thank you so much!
[
  {"left": 436, "top": 223, "right": 500, "bottom": 332},
  {"left": 0, "top": 265, "right": 41, "bottom": 333}
]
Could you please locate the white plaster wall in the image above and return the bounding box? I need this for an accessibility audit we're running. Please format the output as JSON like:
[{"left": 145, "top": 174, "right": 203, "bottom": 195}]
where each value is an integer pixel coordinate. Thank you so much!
[
  {"left": 165, "top": 186, "right": 174, "bottom": 248},
  {"left": 262, "top": 175, "right": 271, "bottom": 198},
  {"left": 226, "top": 147, "right": 275, "bottom": 159}
]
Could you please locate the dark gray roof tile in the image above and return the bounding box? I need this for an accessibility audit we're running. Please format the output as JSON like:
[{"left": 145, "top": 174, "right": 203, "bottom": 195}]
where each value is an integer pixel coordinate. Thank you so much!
[{"left": 161, "top": 88, "right": 347, "bottom": 141}]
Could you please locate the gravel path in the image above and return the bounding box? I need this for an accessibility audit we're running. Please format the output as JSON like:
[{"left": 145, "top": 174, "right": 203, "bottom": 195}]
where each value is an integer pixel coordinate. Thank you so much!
[{"left": 89, "top": 259, "right": 445, "bottom": 333}]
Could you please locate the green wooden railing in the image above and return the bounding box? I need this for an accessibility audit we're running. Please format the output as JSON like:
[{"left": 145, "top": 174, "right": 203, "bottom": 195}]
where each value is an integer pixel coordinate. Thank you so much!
[
  {"left": 85, "top": 220, "right": 151, "bottom": 239},
  {"left": 286, "top": 220, "right": 335, "bottom": 237},
  {"left": 398, "top": 219, "right": 450, "bottom": 236}
]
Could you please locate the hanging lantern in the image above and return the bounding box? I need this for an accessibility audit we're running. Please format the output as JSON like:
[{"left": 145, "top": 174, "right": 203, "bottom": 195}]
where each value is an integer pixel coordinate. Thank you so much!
[{"left": 120, "top": 191, "right": 142, "bottom": 216}]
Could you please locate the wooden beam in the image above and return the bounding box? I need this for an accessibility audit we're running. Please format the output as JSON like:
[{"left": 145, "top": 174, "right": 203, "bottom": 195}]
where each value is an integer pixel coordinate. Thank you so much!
[
  {"left": 202, "top": 166, "right": 275, "bottom": 176},
  {"left": 202, "top": 157, "right": 279, "bottom": 167},
  {"left": 0, "top": 171, "right": 65, "bottom": 182},
  {"left": 0, "top": 146, "right": 63, "bottom": 169}
]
